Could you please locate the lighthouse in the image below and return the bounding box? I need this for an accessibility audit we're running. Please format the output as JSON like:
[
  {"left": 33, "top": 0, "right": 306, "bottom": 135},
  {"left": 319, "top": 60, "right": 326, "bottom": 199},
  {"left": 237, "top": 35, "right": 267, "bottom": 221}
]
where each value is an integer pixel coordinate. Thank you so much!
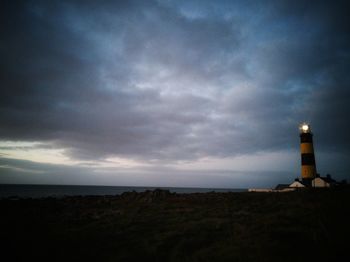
[{"left": 299, "top": 123, "right": 317, "bottom": 185}]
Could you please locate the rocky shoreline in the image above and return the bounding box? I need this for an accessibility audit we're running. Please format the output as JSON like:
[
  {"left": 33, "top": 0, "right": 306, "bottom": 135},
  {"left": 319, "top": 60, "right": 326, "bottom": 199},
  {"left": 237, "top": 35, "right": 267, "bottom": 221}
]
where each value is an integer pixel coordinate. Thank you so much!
[{"left": 1, "top": 188, "right": 349, "bottom": 261}]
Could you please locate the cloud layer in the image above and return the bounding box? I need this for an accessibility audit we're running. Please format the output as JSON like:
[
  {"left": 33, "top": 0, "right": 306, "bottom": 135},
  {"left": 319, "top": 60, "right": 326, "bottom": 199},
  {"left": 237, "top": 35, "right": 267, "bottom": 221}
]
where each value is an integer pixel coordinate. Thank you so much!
[{"left": 1, "top": 0, "right": 349, "bottom": 185}]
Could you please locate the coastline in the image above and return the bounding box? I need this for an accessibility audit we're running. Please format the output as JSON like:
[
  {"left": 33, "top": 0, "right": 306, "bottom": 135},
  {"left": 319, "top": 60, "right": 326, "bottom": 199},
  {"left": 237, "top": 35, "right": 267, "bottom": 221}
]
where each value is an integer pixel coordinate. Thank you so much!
[{"left": 0, "top": 184, "right": 247, "bottom": 199}]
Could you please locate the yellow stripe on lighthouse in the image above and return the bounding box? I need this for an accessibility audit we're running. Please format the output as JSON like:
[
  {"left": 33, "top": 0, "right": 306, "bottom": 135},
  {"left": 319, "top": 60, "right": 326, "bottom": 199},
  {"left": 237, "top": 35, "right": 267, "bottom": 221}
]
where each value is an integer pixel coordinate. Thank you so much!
[
  {"left": 300, "top": 143, "right": 314, "bottom": 154},
  {"left": 301, "top": 166, "right": 317, "bottom": 179}
]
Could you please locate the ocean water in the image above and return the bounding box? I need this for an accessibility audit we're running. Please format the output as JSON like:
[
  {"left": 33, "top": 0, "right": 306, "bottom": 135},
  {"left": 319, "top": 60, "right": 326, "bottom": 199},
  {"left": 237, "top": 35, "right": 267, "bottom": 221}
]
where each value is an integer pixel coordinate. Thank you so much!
[{"left": 0, "top": 184, "right": 246, "bottom": 198}]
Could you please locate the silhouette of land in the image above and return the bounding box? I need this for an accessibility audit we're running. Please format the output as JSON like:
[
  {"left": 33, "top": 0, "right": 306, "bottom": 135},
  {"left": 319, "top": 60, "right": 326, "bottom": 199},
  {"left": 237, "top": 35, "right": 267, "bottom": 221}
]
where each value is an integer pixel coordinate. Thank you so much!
[{"left": 1, "top": 188, "right": 349, "bottom": 261}]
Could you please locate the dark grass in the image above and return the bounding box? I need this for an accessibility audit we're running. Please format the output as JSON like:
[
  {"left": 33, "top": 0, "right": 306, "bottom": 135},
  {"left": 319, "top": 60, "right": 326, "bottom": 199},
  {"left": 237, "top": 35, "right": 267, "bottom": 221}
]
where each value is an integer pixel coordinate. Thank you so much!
[{"left": 1, "top": 188, "right": 349, "bottom": 261}]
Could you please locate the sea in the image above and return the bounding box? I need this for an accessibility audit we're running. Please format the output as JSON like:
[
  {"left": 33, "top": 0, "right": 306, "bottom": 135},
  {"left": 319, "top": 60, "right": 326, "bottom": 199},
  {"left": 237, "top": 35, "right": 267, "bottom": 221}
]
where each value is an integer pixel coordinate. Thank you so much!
[{"left": 0, "top": 184, "right": 247, "bottom": 199}]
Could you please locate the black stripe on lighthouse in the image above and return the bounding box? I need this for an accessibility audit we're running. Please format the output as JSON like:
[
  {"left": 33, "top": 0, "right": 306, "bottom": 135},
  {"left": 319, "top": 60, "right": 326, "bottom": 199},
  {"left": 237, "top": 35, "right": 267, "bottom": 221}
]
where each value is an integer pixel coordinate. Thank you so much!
[
  {"left": 300, "top": 133, "right": 313, "bottom": 143},
  {"left": 301, "top": 153, "right": 315, "bottom": 165}
]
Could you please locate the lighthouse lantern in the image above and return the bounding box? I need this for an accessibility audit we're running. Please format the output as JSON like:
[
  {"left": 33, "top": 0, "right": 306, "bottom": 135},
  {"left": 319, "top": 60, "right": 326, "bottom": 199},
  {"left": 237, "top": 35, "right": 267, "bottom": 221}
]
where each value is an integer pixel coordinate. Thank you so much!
[{"left": 299, "top": 123, "right": 311, "bottom": 133}]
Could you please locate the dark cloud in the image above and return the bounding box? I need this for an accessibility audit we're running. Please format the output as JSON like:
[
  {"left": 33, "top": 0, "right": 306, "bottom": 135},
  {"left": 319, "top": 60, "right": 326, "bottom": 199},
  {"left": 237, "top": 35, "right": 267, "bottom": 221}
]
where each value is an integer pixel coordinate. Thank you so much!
[{"left": 1, "top": 0, "right": 349, "bottom": 183}]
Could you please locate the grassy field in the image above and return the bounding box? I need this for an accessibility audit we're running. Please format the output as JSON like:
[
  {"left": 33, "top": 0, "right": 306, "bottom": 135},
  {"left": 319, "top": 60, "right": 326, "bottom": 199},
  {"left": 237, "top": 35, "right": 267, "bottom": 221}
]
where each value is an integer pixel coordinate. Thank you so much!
[{"left": 1, "top": 188, "right": 349, "bottom": 261}]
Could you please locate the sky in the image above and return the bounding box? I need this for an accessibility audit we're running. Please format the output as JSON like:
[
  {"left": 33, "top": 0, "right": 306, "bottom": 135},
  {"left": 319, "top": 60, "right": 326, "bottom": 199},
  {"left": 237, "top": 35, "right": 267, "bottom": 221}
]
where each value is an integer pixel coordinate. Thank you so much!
[{"left": 1, "top": 0, "right": 349, "bottom": 188}]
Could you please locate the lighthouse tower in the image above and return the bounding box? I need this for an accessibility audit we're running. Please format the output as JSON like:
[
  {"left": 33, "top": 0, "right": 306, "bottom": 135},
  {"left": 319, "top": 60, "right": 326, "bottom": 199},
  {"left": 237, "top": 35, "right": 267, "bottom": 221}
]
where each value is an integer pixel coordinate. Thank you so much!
[{"left": 299, "top": 123, "right": 317, "bottom": 185}]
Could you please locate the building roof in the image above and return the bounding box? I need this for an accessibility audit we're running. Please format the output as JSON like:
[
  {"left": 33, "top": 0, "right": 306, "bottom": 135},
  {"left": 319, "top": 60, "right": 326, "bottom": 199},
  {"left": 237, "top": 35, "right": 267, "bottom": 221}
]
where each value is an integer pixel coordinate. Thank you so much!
[
  {"left": 275, "top": 184, "right": 290, "bottom": 190},
  {"left": 324, "top": 176, "right": 336, "bottom": 183},
  {"left": 313, "top": 176, "right": 336, "bottom": 184},
  {"left": 289, "top": 181, "right": 306, "bottom": 187}
]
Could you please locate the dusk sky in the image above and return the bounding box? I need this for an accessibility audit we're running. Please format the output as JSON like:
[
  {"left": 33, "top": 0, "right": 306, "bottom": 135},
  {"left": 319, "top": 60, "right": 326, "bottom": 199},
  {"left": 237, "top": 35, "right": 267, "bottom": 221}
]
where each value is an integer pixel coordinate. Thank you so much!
[{"left": 1, "top": 0, "right": 349, "bottom": 188}]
